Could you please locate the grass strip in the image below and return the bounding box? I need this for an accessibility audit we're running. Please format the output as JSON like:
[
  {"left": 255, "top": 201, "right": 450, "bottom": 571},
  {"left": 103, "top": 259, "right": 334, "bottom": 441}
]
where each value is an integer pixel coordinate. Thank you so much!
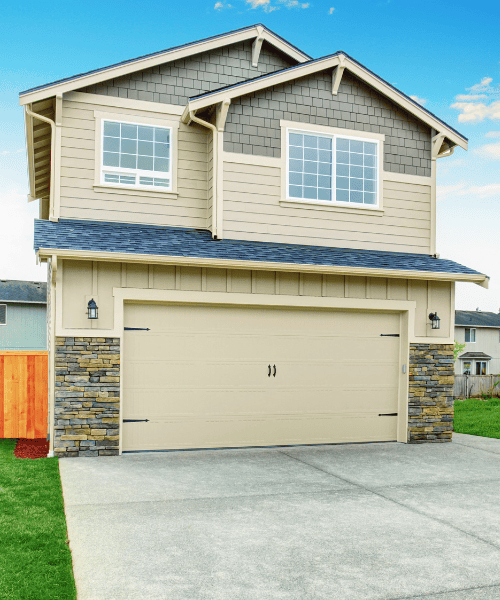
[
  {"left": 454, "top": 397, "right": 500, "bottom": 439},
  {"left": 0, "top": 439, "right": 77, "bottom": 600}
]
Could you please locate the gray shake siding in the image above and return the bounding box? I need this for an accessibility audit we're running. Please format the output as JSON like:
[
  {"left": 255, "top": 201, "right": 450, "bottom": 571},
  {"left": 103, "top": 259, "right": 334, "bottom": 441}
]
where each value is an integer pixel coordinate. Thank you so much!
[
  {"left": 79, "top": 40, "right": 294, "bottom": 107},
  {"left": 223, "top": 70, "right": 432, "bottom": 177}
]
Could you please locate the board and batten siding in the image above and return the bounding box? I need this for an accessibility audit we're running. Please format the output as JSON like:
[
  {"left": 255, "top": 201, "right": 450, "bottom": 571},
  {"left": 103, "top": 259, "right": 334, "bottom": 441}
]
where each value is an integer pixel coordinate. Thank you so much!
[
  {"left": 59, "top": 259, "right": 451, "bottom": 338},
  {"left": 222, "top": 154, "right": 432, "bottom": 253},
  {"left": 59, "top": 98, "right": 209, "bottom": 228}
]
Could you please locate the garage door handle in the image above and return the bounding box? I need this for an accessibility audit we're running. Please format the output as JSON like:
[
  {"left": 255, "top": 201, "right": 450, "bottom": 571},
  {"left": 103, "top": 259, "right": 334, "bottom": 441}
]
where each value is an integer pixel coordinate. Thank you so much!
[
  {"left": 268, "top": 365, "right": 271, "bottom": 377},
  {"left": 273, "top": 365, "right": 276, "bottom": 377}
]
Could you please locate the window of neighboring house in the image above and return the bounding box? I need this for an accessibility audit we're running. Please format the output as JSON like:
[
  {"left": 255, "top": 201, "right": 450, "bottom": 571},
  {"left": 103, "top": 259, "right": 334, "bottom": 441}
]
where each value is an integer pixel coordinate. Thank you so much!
[
  {"left": 0, "top": 304, "right": 5, "bottom": 325},
  {"left": 476, "top": 361, "right": 487, "bottom": 375},
  {"left": 101, "top": 120, "right": 172, "bottom": 191},
  {"left": 465, "top": 328, "right": 476, "bottom": 343},
  {"left": 287, "top": 130, "right": 379, "bottom": 206},
  {"left": 463, "top": 361, "right": 472, "bottom": 375}
]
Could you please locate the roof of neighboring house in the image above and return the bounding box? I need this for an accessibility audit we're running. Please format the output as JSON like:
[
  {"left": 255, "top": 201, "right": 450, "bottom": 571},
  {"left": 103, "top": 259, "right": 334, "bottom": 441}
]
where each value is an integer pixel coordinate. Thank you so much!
[
  {"left": 0, "top": 280, "right": 47, "bottom": 304},
  {"left": 19, "top": 24, "right": 310, "bottom": 102},
  {"left": 33, "top": 219, "right": 485, "bottom": 282},
  {"left": 455, "top": 310, "right": 500, "bottom": 328},
  {"left": 458, "top": 352, "right": 492, "bottom": 360}
]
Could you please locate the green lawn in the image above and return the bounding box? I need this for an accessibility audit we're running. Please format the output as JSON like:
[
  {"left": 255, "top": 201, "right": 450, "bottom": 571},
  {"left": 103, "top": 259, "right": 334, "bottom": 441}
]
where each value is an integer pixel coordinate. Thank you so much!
[
  {"left": 454, "top": 397, "right": 500, "bottom": 439},
  {"left": 0, "top": 439, "right": 77, "bottom": 600}
]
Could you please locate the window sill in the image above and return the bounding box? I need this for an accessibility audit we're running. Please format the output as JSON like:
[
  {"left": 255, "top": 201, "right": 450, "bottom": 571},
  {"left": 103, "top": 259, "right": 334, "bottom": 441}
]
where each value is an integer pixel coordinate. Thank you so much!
[
  {"left": 94, "top": 184, "right": 178, "bottom": 199},
  {"left": 280, "top": 198, "right": 384, "bottom": 215}
]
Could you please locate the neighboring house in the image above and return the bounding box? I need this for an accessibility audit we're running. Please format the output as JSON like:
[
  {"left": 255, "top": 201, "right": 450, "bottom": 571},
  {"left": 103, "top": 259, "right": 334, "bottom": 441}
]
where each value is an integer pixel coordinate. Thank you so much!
[
  {"left": 455, "top": 310, "right": 500, "bottom": 375},
  {"left": 19, "top": 24, "right": 487, "bottom": 458},
  {"left": 0, "top": 280, "right": 47, "bottom": 350}
]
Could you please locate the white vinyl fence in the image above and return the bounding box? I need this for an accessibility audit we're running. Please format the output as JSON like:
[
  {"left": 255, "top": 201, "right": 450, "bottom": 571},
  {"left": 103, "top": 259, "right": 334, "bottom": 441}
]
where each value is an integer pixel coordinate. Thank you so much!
[{"left": 454, "top": 374, "right": 500, "bottom": 399}]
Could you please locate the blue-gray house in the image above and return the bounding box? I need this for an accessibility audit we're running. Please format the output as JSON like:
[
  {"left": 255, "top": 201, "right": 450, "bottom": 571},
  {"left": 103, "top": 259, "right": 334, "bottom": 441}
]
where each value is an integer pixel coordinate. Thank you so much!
[{"left": 0, "top": 280, "right": 47, "bottom": 350}]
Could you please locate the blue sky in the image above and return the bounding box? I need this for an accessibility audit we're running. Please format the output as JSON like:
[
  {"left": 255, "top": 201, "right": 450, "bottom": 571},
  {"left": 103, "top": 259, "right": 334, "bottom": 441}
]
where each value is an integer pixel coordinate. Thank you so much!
[{"left": 1, "top": 0, "right": 499, "bottom": 310}]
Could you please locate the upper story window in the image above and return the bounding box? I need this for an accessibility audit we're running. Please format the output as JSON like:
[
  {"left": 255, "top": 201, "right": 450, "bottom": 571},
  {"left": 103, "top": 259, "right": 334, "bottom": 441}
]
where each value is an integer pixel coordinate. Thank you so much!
[
  {"left": 0, "top": 304, "right": 6, "bottom": 325},
  {"left": 287, "top": 129, "right": 379, "bottom": 206},
  {"left": 101, "top": 119, "right": 172, "bottom": 191},
  {"left": 465, "top": 328, "right": 476, "bottom": 343}
]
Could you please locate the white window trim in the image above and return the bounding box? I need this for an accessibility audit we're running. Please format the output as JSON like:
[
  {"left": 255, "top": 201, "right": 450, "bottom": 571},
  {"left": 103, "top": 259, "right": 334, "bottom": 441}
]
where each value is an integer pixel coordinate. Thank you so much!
[
  {"left": 475, "top": 361, "right": 488, "bottom": 375},
  {"left": 0, "top": 304, "right": 6, "bottom": 326},
  {"left": 465, "top": 327, "right": 476, "bottom": 343},
  {"left": 93, "top": 110, "right": 180, "bottom": 197},
  {"left": 280, "top": 120, "right": 384, "bottom": 211}
]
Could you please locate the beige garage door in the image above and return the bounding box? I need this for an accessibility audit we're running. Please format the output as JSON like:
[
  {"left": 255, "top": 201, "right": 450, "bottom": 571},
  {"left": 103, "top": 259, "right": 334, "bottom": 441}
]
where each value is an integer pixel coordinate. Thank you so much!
[{"left": 122, "top": 303, "right": 401, "bottom": 451}]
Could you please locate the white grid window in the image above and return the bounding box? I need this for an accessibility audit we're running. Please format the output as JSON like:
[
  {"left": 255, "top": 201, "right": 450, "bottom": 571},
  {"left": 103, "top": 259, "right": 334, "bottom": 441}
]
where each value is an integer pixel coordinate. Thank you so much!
[
  {"left": 101, "top": 120, "right": 172, "bottom": 190},
  {"left": 476, "top": 361, "right": 487, "bottom": 375},
  {"left": 287, "top": 129, "right": 379, "bottom": 206}
]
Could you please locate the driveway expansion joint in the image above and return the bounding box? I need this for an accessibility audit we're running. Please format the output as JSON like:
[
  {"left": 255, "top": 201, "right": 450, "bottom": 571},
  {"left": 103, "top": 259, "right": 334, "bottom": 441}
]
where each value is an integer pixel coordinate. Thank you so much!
[
  {"left": 452, "top": 438, "right": 500, "bottom": 457},
  {"left": 278, "top": 449, "right": 500, "bottom": 553},
  {"left": 386, "top": 581, "right": 500, "bottom": 600}
]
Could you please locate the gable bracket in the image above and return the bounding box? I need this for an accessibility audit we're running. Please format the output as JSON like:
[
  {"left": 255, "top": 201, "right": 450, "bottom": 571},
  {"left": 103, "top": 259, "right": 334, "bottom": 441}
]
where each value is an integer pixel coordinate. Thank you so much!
[
  {"left": 252, "top": 27, "right": 265, "bottom": 68},
  {"left": 332, "top": 56, "right": 346, "bottom": 95},
  {"left": 431, "top": 132, "right": 446, "bottom": 159}
]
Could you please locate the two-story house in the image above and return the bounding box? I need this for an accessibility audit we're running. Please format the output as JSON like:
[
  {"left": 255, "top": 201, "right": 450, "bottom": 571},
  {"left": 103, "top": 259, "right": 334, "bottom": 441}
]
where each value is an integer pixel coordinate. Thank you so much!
[
  {"left": 455, "top": 310, "right": 500, "bottom": 375},
  {"left": 19, "top": 24, "right": 487, "bottom": 458}
]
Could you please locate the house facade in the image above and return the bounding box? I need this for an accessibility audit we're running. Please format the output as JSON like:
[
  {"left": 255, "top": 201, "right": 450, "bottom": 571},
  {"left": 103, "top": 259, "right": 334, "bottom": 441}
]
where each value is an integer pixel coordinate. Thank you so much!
[
  {"left": 0, "top": 280, "right": 47, "bottom": 351},
  {"left": 455, "top": 310, "right": 500, "bottom": 375},
  {"left": 19, "top": 24, "right": 487, "bottom": 458}
]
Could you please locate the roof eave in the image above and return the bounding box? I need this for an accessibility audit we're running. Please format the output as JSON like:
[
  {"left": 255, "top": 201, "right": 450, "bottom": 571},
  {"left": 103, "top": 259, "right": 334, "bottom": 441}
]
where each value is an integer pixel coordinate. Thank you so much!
[
  {"left": 18, "top": 24, "right": 310, "bottom": 106},
  {"left": 35, "top": 247, "right": 488, "bottom": 286}
]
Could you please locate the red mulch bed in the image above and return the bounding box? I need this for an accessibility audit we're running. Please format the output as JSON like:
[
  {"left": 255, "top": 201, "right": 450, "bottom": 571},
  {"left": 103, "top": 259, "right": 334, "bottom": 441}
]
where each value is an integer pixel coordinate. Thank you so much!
[{"left": 14, "top": 438, "right": 50, "bottom": 459}]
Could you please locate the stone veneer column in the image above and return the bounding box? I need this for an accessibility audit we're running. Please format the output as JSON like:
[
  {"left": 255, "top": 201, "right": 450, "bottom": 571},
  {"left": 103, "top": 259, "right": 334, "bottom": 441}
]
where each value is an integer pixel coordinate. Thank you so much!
[
  {"left": 54, "top": 337, "right": 120, "bottom": 457},
  {"left": 408, "top": 343, "right": 454, "bottom": 443}
]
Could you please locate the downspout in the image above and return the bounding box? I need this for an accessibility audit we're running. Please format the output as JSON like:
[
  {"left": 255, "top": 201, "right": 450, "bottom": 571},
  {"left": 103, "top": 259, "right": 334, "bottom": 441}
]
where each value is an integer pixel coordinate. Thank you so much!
[
  {"left": 188, "top": 111, "right": 219, "bottom": 239},
  {"left": 25, "top": 105, "right": 57, "bottom": 222},
  {"left": 47, "top": 255, "right": 57, "bottom": 457}
]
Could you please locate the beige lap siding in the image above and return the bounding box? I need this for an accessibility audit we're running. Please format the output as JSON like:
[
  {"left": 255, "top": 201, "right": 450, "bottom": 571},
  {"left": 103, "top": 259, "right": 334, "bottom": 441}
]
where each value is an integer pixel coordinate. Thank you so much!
[
  {"left": 222, "top": 159, "right": 432, "bottom": 253},
  {"left": 59, "top": 260, "right": 452, "bottom": 338},
  {"left": 59, "top": 99, "right": 209, "bottom": 227}
]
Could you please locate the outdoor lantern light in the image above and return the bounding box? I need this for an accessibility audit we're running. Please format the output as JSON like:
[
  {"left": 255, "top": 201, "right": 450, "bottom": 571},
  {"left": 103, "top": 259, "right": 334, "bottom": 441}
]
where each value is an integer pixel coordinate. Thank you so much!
[
  {"left": 429, "top": 312, "right": 440, "bottom": 329},
  {"left": 87, "top": 299, "right": 98, "bottom": 320}
]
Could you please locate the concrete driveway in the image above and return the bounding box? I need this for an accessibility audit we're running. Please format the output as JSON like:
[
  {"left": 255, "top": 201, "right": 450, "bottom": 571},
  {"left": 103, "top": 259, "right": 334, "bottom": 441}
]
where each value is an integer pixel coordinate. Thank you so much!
[{"left": 59, "top": 433, "right": 500, "bottom": 600}]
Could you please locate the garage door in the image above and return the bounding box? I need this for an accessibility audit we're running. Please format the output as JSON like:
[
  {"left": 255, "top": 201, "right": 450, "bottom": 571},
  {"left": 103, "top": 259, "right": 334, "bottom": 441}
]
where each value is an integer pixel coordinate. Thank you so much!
[{"left": 122, "top": 303, "right": 401, "bottom": 451}]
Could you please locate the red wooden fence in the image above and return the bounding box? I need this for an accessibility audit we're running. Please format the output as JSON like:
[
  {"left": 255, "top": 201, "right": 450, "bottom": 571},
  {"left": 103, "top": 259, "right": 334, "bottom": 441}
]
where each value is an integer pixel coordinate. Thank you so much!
[{"left": 0, "top": 351, "right": 48, "bottom": 439}]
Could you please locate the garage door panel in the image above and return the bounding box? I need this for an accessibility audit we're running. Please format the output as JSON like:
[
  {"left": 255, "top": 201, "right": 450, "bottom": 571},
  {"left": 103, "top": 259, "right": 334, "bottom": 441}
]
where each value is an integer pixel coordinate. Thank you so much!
[
  {"left": 123, "top": 304, "right": 401, "bottom": 451},
  {"left": 123, "top": 414, "right": 398, "bottom": 451}
]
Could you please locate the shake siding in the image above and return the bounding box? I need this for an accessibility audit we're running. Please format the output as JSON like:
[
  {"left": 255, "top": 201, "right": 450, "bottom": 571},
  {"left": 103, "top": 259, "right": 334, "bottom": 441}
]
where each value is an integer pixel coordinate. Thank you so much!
[
  {"left": 78, "top": 40, "right": 294, "bottom": 106},
  {"left": 224, "top": 70, "right": 432, "bottom": 177},
  {"left": 60, "top": 259, "right": 451, "bottom": 339},
  {"left": 59, "top": 99, "right": 209, "bottom": 228},
  {"left": 222, "top": 159, "right": 432, "bottom": 253}
]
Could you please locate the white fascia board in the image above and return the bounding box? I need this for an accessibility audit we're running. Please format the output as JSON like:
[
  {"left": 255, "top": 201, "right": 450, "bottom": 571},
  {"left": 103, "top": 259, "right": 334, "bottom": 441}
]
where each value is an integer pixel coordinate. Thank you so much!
[
  {"left": 36, "top": 247, "right": 488, "bottom": 286},
  {"left": 19, "top": 27, "right": 309, "bottom": 106},
  {"left": 188, "top": 53, "right": 468, "bottom": 150}
]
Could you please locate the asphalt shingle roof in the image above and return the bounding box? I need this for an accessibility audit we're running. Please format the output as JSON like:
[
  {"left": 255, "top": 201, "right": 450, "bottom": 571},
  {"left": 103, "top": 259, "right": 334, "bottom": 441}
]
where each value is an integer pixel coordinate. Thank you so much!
[
  {"left": 455, "top": 310, "right": 500, "bottom": 328},
  {"left": 34, "top": 219, "right": 484, "bottom": 278},
  {"left": 458, "top": 352, "right": 492, "bottom": 359},
  {"left": 0, "top": 280, "right": 47, "bottom": 304}
]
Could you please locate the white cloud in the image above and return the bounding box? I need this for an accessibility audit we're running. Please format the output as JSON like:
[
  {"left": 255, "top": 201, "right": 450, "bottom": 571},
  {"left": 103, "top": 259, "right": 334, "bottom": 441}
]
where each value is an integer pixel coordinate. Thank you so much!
[
  {"left": 469, "top": 77, "right": 493, "bottom": 92},
  {"left": 451, "top": 100, "right": 500, "bottom": 123},
  {"left": 246, "top": 0, "right": 270, "bottom": 7},
  {"left": 277, "top": 0, "right": 309, "bottom": 7},
  {"left": 214, "top": 1, "right": 223, "bottom": 8},
  {"left": 0, "top": 188, "right": 47, "bottom": 281},
  {"left": 410, "top": 95, "right": 427, "bottom": 106},
  {"left": 485, "top": 131, "right": 500, "bottom": 138},
  {"left": 437, "top": 181, "right": 500, "bottom": 201},
  {"left": 475, "top": 142, "right": 500, "bottom": 159},
  {"left": 454, "top": 94, "right": 487, "bottom": 101},
  {"left": 329, "top": 6, "right": 335, "bottom": 13},
  {"left": 0, "top": 149, "right": 23, "bottom": 156}
]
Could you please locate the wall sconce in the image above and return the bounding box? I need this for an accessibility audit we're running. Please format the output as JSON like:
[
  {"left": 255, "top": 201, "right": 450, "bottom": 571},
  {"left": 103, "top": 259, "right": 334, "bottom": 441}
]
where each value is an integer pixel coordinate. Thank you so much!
[
  {"left": 87, "top": 299, "right": 98, "bottom": 320},
  {"left": 429, "top": 312, "right": 440, "bottom": 329}
]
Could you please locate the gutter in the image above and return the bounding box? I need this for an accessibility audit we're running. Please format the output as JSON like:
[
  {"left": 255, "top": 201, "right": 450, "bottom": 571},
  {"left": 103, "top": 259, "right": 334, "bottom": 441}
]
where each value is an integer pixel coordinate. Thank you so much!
[{"left": 35, "top": 247, "right": 489, "bottom": 288}]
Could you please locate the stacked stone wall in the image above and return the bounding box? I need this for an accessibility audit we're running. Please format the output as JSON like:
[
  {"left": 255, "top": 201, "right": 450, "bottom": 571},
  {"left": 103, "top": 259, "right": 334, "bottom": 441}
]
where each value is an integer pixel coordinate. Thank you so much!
[
  {"left": 54, "top": 337, "right": 120, "bottom": 457},
  {"left": 408, "top": 343, "right": 454, "bottom": 443}
]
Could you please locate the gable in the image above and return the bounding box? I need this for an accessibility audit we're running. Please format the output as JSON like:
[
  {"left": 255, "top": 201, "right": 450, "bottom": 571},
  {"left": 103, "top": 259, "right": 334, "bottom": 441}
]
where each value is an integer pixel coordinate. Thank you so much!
[
  {"left": 78, "top": 40, "right": 295, "bottom": 107},
  {"left": 223, "top": 69, "right": 432, "bottom": 177}
]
